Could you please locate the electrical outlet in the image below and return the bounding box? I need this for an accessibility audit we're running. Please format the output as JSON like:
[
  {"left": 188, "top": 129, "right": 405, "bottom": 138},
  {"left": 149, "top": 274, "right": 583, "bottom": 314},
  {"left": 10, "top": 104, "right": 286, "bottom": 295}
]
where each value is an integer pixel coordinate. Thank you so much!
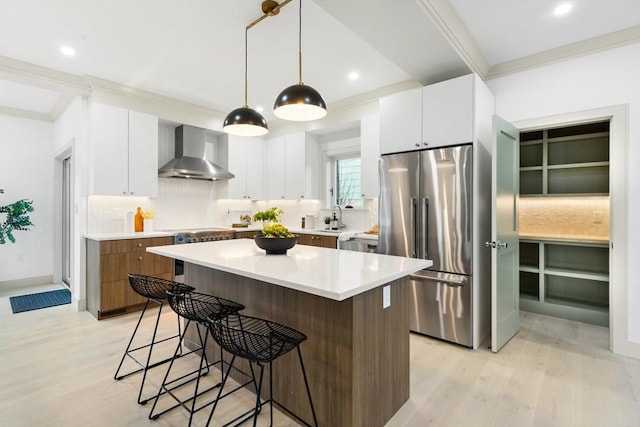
[
  {"left": 112, "top": 208, "right": 124, "bottom": 220},
  {"left": 592, "top": 211, "right": 603, "bottom": 223},
  {"left": 383, "top": 285, "right": 391, "bottom": 309}
]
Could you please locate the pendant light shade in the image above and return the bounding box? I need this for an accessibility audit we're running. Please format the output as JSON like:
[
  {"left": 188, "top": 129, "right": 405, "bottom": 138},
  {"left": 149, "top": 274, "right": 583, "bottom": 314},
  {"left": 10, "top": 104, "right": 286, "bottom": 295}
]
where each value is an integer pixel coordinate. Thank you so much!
[
  {"left": 223, "top": 27, "right": 268, "bottom": 136},
  {"left": 273, "top": 0, "right": 327, "bottom": 122},
  {"left": 223, "top": 107, "right": 268, "bottom": 136},
  {"left": 273, "top": 83, "right": 327, "bottom": 121}
]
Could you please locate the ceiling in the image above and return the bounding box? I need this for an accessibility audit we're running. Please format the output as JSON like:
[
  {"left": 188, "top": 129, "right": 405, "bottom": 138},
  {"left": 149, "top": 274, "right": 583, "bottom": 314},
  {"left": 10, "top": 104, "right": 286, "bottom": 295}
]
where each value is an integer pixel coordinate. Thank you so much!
[{"left": 0, "top": 0, "right": 638, "bottom": 126}]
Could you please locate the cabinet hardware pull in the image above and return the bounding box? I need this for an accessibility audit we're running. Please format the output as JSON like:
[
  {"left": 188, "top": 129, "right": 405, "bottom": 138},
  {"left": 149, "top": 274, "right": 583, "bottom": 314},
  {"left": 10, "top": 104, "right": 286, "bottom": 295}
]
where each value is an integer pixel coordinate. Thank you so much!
[{"left": 138, "top": 256, "right": 143, "bottom": 261}]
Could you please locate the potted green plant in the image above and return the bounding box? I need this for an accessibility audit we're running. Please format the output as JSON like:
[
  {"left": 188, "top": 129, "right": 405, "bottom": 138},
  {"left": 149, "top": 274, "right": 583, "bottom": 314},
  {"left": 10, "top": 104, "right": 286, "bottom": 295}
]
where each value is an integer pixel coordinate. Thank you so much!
[
  {"left": 0, "top": 188, "right": 34, "bottom": 244},
  {"left": 253, "top": 207, "right": 283, "bottom": 226},
  {"left": 323, "top": 216, "right": 331, "bottom": 230}
]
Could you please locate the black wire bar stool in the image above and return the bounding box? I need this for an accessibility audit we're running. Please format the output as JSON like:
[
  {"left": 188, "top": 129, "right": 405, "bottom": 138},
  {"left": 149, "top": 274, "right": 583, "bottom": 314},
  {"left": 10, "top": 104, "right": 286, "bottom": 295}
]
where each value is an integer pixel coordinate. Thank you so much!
[
  {"left": 206, "top": 314, "right": 319, "bottom": 427},
  {"left": 149, "top": 290, "right": 250, "bottom": 426},
  {"left": 114, "top": 274, "right": 195, "bottom": 405}
]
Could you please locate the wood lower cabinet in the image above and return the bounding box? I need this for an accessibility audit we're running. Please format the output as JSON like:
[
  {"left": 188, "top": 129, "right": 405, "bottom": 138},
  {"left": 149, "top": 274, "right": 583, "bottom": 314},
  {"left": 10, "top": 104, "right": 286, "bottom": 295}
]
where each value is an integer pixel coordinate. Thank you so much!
[
  {"left": 297, "top": 233, "right": 338, "bottom": 248},
  {"left": 86, "top": 236, "right": 173, "bottom": 319}
]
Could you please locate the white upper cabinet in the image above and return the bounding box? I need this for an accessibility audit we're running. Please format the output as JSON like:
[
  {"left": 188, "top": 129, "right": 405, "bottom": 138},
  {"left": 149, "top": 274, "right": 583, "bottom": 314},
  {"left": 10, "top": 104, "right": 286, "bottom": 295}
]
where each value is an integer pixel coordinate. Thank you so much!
[
  {"left": 89, "top": 102, "right": 158, "bottom": 197},
  {"left": 264, "top": 132, "right": 320, "bottom": 200},
  {"left": 422, "top": 74, "right": 473, "bottom": 148},
  {"left": 379, "top": 87, "right": 423, "bottom": 154},
  {"left": 380, "top": 74, "right": 479, "bottom": 155},
  {"left": 360, "top": 114, "right": 381, "bottom": 198},
  {"left": 265, "top": 136, "right": 286, "bottom": 200},
  {"left": 285, "top": 132, "right": 307, "bottom": 199},
  {"left": 227, "top": 135, "right": 265, "bottom": 200}
]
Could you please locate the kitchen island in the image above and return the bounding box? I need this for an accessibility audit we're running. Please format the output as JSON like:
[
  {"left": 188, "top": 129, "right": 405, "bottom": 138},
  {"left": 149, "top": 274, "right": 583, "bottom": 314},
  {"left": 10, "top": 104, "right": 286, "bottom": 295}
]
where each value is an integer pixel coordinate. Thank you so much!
[{"left": 147, "top": 239, "right": 431, "bottom": 426}]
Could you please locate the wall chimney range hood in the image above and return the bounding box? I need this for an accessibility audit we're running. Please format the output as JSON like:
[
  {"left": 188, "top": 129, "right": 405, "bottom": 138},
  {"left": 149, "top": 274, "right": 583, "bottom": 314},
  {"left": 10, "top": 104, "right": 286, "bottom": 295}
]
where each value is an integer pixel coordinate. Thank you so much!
[{"left": 158, "top": 125, "right": 234, "bottom": 180}]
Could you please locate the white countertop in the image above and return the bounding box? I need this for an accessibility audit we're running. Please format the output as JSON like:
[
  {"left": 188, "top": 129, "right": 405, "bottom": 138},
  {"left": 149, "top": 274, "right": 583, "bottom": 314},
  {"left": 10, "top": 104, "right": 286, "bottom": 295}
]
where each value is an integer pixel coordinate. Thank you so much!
[
  {"left": 85, "top": 231, "right": 175, "bottom": 241},
  {"left": 147, "top": 239, "right": 429, "bottom": 301}
]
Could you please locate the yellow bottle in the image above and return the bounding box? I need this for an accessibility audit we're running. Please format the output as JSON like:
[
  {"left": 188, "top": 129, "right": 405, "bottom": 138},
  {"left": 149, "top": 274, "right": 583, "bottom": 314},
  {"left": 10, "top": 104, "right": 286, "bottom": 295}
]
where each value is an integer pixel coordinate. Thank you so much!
[{"left": 134, "top": 207, "right": 144, "bottom": 232}]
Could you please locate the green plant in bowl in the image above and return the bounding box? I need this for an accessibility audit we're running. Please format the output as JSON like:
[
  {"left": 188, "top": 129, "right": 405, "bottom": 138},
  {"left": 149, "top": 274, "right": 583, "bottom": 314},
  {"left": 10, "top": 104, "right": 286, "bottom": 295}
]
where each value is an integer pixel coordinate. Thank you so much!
[{"left": 254, "top": 223, "right": 298, "bottom": 254}]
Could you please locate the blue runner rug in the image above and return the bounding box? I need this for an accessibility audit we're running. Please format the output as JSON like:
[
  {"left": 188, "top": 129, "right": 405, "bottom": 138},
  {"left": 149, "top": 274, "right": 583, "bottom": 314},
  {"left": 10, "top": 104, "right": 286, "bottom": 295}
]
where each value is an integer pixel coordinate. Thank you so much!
[{"left": 9, "top": 289, "right": 71, "bottom": 314}]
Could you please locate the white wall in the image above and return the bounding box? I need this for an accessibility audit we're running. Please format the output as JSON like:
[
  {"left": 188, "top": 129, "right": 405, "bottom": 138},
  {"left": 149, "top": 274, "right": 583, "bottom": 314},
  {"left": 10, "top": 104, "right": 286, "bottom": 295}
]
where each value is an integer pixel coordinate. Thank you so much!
[
  {"left": 486, "top": 42, "right": 640, "bottom": 356},
  {"left": 0, "top": 114, "right": 54, "bottom": 283}
]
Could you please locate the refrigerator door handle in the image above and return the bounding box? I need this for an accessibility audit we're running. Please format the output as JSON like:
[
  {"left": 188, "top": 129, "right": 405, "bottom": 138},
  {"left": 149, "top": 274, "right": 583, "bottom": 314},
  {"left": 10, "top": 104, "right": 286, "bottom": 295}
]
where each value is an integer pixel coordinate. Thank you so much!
[
  {"left": 422, "top": 197, "right": 429, "bottom": 259},
  {"left": 410, "top": 271, "right": 466, "bottom": 287},
  {"left": 410, "top": 197, "right": 418, "bottom": 258}
]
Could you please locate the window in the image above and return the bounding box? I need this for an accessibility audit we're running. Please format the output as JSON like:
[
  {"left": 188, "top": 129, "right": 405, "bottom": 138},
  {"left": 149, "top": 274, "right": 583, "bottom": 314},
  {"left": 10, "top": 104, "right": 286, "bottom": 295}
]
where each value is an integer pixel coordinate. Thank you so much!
[{"left": 336, "top": 157, "right": 362, "bottom": 206}]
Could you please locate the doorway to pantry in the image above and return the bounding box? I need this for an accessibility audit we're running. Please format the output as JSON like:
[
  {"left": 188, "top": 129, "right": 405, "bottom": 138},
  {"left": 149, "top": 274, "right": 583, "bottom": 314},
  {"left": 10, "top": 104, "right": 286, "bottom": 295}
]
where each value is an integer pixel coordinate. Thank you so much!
[
  {"left": 513, "top": 105, "right": 632, "bottom": 358},
  {"left": 518, "top": 120, "right": 610, "bottom": 328}
]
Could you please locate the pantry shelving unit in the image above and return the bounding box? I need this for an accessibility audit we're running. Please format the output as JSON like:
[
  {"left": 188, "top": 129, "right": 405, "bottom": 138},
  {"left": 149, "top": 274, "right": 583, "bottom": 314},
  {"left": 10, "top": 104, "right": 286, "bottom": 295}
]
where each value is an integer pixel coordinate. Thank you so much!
[
  {"left": 519, "top": 121, "right": 610, "bottom": 326},
  {"left": 520, "top": 121, "right": 609, "bottom": 195},
  {"left": 519, "top": 239, "right": 609, "bottom": 326}
]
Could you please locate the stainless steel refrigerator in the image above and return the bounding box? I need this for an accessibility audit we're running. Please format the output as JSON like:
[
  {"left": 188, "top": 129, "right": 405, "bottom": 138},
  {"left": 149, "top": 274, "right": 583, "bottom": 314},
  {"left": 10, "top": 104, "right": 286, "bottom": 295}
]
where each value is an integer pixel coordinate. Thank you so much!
[{"left": 378, "top": 144, "right": 473, "bottom": 347}]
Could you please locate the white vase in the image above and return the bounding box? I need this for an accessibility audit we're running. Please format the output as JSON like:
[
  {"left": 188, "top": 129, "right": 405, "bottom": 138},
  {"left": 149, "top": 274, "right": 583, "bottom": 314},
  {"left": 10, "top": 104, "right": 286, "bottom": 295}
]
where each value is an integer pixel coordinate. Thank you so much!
[{"left": 143, "top": 219, "right": 153, "bottom": 232}]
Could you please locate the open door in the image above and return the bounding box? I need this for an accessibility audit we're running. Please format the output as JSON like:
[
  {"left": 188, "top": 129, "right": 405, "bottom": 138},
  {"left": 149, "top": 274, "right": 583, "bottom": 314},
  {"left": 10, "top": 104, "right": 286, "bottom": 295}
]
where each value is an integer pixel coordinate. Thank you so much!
[{"left": 488, "top": 115, "right": 520, "bottom": 352}]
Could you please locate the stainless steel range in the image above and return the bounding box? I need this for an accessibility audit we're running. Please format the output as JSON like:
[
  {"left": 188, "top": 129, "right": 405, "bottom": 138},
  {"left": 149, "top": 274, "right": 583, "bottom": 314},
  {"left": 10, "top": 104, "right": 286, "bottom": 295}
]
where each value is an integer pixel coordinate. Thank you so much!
[{"left": 171, "top": 228, "right": 235, "bottom": 282}]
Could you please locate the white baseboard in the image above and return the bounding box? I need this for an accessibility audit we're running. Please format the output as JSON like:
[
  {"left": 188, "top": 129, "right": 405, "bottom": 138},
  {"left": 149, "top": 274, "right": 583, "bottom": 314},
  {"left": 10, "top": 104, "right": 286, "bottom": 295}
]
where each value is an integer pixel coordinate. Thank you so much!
[{"left": 0, "top": 275, "right": 55, "bottom": 290}]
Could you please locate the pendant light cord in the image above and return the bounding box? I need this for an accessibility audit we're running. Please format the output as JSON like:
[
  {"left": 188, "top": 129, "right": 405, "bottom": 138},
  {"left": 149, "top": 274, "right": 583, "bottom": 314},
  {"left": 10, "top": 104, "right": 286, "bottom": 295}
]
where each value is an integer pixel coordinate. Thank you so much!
[
  {"left": 244, "top": 27, "right": 249, "bottom": 108},
  {"left": 298, "top": 0, "right": 303, "bottom": 85}
]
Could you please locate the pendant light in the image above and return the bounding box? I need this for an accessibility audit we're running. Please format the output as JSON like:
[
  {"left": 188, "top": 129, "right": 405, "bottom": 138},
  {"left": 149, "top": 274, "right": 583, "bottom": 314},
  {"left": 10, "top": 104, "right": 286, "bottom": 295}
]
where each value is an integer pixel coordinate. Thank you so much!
[
  {"left": 223, "top": 28, "right": 268, "bottom": 136},
  {"left": 273, "top": 0, "right": 327, "bottom": 121}
]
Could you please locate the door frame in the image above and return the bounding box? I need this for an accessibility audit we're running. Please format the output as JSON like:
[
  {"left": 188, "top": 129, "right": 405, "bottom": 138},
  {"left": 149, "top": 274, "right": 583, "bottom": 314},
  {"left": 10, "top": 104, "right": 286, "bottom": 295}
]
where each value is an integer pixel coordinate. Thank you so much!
[
  {"left": 54, "top": 142, "right": 74, "bottom": 293},
  {"left": 512, "top": 104, "right": 636, "bottom": 359}
]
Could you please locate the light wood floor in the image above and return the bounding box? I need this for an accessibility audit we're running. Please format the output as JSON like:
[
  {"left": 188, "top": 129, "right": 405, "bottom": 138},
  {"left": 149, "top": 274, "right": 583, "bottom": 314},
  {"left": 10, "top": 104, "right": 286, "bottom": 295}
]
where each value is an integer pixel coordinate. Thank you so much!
[{"left": 1, "top": 284, "right": 638, "bottom": 427}]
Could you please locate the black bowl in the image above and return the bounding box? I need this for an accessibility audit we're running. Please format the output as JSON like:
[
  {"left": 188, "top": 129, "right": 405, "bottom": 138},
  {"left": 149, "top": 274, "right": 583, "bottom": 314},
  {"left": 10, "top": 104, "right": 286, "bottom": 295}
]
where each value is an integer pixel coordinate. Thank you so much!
[{"left": 254, "top": 235, "right": 298, "bottom": 255}]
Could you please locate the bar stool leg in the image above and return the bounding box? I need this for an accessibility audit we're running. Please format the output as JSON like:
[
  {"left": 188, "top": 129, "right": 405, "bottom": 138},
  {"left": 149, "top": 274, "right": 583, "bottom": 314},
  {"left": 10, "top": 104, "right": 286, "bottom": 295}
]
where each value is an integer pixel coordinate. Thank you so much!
[
  {"left": 297, "top": 347, "right": 319, "bottom": 427},
  {"left": 114, "top": 299, "right": 173, "bottom": 405}
]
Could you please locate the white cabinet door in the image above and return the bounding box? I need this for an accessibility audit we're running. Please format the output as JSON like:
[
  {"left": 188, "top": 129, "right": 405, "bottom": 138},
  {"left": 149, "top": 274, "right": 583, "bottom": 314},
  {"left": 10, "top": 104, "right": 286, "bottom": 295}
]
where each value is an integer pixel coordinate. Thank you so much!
[
  {"left": 422, "top": 74, "right": 474, "bottom": 148},
  {"left": 379, "top": 87, "right": 422, "bottom": 154},
  {"left": 228, "top": 136, "right": 264, "bottom": 199},
  {"left": 227, "top": 135, "right": 248, "bottom": 199},
  {"left": 128, "top": 110, "right": 158, "bottom": 197},
  {"left": 265, "top": 136, "right": 286, "bottom": 200},
  {"left": 90, "top": 103, "right": 158, "bottom": 196},
  {"left": 360, "top": 114, "right": 380, "bottom": 198},
  {"left": 285, "top": 132, "right": 306, "bottom": 199},
  {"left": 245, "top": 138, "right": 264, "bottom": 200},
  {"left": 91, "top": 103, "right": 129, "bottom": 196}
]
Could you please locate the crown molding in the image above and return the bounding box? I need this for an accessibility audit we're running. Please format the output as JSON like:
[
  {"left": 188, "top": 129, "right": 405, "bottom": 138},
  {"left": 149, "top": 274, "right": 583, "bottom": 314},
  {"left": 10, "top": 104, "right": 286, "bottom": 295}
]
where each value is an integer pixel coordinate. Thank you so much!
[
  {"left": 0, "top": 55, "right": 89, "bottom": 94},
  {"left": 416, "top": 3, "right": 640, "bottom": 82},
  {"left": 84, "top": 76, "right": 228, "bottom": 120},
  {"left": 486, "top": 26, "right": 640, "bottom": 79},
  {"left": 418, "top": 0, "right": 490, "bottom": 79},
  {"left": 0, "top": 105, "right": 52, "bottom": 122}
]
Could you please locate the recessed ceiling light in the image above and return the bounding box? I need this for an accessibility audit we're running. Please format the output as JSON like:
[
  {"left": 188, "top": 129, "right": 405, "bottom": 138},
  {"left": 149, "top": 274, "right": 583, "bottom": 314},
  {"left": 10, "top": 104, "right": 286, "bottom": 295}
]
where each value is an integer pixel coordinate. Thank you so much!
[
  {"left": 60, "top": 45, "right": 76, "bottom": 56},
  {"left": 348, "top": 72, "right": 359, "bottom": 81},
  {"left": 553, "top": 3, "right": 572, "bottom": 16}
]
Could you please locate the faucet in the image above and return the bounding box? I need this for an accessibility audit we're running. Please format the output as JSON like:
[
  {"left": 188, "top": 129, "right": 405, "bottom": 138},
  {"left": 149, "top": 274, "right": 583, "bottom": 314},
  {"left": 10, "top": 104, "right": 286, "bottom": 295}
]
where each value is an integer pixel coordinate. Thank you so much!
[{"left": 331, "top": 205, "right": 344, "bottom": 230}]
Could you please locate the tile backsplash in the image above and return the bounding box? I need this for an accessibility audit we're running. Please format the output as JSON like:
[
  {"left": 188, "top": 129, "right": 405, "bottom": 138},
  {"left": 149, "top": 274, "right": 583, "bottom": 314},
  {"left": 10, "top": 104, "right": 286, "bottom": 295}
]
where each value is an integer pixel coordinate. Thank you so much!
[
  {"left": 519, "top": 196, "right": 609, "bottom": 238},
  {"left": 87, "top": 179, "right": 377, "bottom": 233}
]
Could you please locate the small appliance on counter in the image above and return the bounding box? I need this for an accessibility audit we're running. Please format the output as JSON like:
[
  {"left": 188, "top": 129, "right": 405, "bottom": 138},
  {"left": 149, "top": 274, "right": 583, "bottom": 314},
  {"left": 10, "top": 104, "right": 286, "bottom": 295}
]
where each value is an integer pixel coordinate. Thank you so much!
[{"left": 227, "top": 210, "right": 252, "bottom": 228}]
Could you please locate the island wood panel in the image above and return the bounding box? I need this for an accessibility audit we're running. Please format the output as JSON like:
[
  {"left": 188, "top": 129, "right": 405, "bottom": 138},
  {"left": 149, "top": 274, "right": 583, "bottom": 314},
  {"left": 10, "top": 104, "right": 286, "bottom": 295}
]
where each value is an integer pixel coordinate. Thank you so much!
[{"left": 185, "top": 263, "right": 409, "bottom": 427}]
